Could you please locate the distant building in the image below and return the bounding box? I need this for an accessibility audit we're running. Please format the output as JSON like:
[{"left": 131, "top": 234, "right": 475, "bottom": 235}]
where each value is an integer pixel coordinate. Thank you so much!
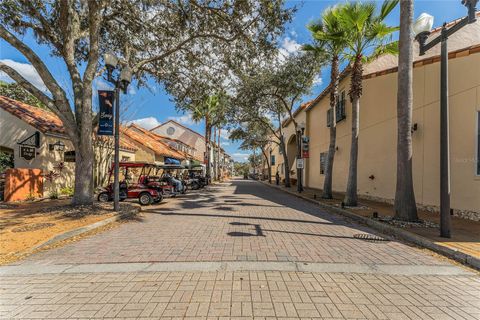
[{"left": 151, "top": 120, "right": 206, "bottom": 160}]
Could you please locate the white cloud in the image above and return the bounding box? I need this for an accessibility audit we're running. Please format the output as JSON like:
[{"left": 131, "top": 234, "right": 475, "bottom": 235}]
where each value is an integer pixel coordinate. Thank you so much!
[
  {"left": 232, "top": 152, "right": 250, "bottom": 161},
  {"left": 282, "top": 37, "right": 301, "bottom": 54},
  {"left": 168, "top": 114, "right": 194, "bottom": 126},
  {"left": 219, "top": 128, "right": 232, "bottom": 140},
  {"left": 0, "top": 59, "right": 48, "bottom": 92},
  {"left": 277, "top": 37, "right": 302, "bottom": 63},
  {"left": 313, "top": 74, "right": 323, "bottom": 86},
  {"left": 94, "top": 78, "right": 114, "bottom": 91},
  {"left": 127, "top": 117, "right": 161, "bottom": 130},
  {"left": 221, "top": 141, "right": 230, "bottom": 146}
]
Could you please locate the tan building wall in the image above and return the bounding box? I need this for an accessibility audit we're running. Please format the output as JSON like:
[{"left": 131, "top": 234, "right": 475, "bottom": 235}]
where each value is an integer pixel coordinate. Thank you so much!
[
  {"left": 1, "top": 108, "right": 136, "bottom": 197},
  {"left": 0, "top": 108, "right": 75, "bottom": 196},
  {"left": 306, "top": 52, "right": 480, "bottom": 216}
]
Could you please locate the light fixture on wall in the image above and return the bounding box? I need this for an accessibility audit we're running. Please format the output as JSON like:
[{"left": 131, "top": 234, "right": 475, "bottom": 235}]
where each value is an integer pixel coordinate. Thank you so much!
[{"left": 49, "top": 140, "right": 65, "bottom": 151}]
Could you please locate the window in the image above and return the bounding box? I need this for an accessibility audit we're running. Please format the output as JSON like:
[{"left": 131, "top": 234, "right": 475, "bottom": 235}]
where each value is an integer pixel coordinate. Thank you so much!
[
  {"left": 477, "top": 112, "right": 480, "bottom": 175},
  {"left": 320, "top": 152, "right": 327, "bottom": 175},
  {"left": 336, "top": 91, "right": 346, "bottom": 122},
  {"left": 327, "top": 109, "right": 333, "bottom": 127},
  {"left": 121, "top": 156, "right": 130, "bottom": 161},
  {"left": 166, "top": 126, "right": 175, "bottom": 135},
  {"left": 271, "top": 154, "right": 276, "bottom": 166},
  {"left": 64, "top": 151, "right": 75, "bottom": 162}
]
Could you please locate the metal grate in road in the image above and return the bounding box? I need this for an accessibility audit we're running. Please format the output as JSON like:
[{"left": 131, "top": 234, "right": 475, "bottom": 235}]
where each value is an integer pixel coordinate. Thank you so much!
[{"left": 353, "top": 233, "right": 389, "bottom": 242}]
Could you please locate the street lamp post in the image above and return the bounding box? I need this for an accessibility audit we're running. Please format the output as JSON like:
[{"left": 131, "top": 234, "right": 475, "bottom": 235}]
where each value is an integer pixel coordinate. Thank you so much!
[
  {"left": 297, "top": 122, "right": 305, "bottom": 193},
  {"left": 104, "top": 52, "right": 132, "bottom": 212},
  {"left": 414, "top": 0, "right": 478, "bottom": 238}
]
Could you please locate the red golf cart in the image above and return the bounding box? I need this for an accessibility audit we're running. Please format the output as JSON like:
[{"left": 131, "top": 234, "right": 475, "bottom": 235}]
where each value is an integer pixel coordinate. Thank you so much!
[{"left": 97, "top": 162, "right": 162, "bottom": 205}]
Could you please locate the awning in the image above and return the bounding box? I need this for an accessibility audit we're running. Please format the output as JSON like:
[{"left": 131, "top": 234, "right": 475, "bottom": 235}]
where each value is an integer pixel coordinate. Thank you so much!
[{"left": 164, "top": 157, "right": 181, "bottom": 165}]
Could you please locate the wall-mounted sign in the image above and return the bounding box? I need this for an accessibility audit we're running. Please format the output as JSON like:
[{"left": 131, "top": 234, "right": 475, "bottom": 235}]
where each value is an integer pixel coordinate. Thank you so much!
[
  {"left": 296, "top": 158, "right": 304, "bottom": 169},
  {"left": 20, "top": 146, "right": 36, "bottom": 160},
  {"left": 64, "top": 151, "right": 76, "bottom": 162},
  {"left": 98, "top": 90, "right": 115, "bottom": 136}
]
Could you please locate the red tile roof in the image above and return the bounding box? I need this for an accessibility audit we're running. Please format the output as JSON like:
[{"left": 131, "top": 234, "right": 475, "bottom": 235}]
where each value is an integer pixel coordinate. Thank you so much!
[
  {"left": 0, "top": 95, "right": 65, "bottom": 134},
  {"left": 121, "top": 125, "right": 185, "bottom": 160},
  {"left": 0, "top": 95, "right": 137, "bottom": 152},
  {"left": 134, "top": 124, "right": 202, "bottom": 161}
]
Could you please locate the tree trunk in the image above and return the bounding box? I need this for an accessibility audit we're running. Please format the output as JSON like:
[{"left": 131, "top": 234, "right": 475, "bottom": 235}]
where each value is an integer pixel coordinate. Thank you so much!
[
  {"left": 394, "top": 0, "right": 418, "bottom": 221},
  {"left": 72, "top": 125, "right": 94, "bottom": 205},
  {"left": 344, "top": 96, "right": 359, "bottom": 206},
  {"left": 205, "top": 120, "right": 211, "bottom": 182},
  {"left": 217, "top": 128, "right": 221, "bottom": 180},
  {"left": 345, "top": 57, "right": 363, "bottom": 207},
  {"left": 280, "top": 137, "right": 290, "bottom": 187},
  {"left": 261, "top": 148, "right": 271, "bottom": 183},
  {"left": 213, "top": 127, "right": 217, "bottom": 181},
  {"left": 323, "top": 55, "right": 340, "bottom": 199}
]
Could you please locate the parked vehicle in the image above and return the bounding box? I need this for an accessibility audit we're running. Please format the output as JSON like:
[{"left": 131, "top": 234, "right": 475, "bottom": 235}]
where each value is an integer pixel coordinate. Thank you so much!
[
  {"left": 148, "top": 164, "right": 187, "bottom": 197},
  {"left": 97, "top": 162, "right": 162, "bottom": 205},
  {"left": 187, "top": 164, "right": 207, "bottom": 189}
]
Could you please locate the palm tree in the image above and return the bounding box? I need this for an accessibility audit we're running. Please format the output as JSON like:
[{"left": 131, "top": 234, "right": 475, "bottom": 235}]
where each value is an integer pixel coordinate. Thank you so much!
[
  {"left": 192, "top": 94, "right": 221, "bottom": 181},
  {"left": 337, "top": 0, "right": 399, "bottom": 206},
  {"left": 304, "top": 5, "right": 348, "bottom": 199},
  {"left": 394, "top": 0, "right": 418, "bottom": 221}
]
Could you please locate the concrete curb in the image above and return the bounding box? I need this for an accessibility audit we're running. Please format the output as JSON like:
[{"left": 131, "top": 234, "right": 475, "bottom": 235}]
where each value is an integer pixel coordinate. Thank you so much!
[
  {"left": 260, "top": 181, "right": 480, "bottom": 271},
  {"left": 27, "top": 206, "right": 141, "bottom": 253}
]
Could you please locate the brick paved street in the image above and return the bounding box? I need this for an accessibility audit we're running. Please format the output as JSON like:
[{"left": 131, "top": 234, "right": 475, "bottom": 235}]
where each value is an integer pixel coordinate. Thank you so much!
[{"left": 1, "top": 179, "right": 479, "bottom": 319}]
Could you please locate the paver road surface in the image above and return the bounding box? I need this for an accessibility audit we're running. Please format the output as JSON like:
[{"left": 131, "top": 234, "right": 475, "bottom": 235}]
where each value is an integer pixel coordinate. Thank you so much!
[{"left": 1, "top": 179, "right": 479, "bottom": 319}]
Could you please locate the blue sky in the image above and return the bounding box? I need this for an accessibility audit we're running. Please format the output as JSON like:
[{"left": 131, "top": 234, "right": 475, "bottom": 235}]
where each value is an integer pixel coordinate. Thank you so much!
[{"left": 0, "top": 1, "right": 468, "bottom": 162}]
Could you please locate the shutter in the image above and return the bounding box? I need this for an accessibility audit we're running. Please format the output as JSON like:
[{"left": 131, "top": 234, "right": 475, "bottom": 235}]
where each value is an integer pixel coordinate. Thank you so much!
[{"left": 327, "top": 109, "right": 333, "bottom": 127}]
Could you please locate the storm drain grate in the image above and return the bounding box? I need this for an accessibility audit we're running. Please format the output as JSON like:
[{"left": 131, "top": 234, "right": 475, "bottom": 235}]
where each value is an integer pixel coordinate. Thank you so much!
[{"left": 353, "top": 233, "right": 389, "bottom": 242}]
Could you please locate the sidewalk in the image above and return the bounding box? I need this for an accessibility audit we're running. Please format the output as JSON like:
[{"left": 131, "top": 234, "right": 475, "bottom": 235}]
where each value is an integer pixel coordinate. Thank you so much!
[{"left": 261, "top": 180, "right": 480, "bottom": 269}]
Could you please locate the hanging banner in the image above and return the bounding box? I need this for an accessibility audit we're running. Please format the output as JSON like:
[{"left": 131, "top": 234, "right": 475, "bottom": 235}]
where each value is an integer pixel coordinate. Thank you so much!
[{"left": 97, "top": 90, "right": 115, "bottom": 136}]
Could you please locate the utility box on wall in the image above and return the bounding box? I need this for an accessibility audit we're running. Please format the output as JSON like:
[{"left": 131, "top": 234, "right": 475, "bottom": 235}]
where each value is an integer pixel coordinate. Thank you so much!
[{"left": 4, "top": 168, "right": 43, "bottom": 202}]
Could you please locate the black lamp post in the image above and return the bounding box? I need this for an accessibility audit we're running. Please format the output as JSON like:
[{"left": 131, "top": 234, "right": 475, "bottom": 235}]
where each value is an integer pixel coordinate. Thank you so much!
[
  {"left": 414, "top": 0, "right": 478, "bottom": 238},
  {"left": 104, "top": 52, "right": 132, "bottom": 212},
  {"left": 296, "top": 122, "right": 305, "bottom": 193}
]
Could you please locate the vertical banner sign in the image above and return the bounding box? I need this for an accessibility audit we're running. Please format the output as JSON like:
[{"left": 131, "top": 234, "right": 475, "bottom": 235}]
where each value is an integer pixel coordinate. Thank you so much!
[{"left": 97, "top": 90, "right": 115, "bottom": 136}]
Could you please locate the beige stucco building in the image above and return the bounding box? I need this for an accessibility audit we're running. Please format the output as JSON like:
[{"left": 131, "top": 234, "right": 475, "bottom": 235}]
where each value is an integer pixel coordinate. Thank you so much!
[{"left": 265, "top": 16, "right": 480, "bottom": 219}]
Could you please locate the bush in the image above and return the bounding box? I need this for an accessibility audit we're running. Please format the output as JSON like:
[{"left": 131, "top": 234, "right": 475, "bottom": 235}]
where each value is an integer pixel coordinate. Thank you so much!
[
  {"left": 59, "top": 186, "right": 74, "bottom": 197},
  {"left": 26, "top": 192, "right": 37, "bottom": 201},
  {"left": 49, "top": 190, "right": 59, "bottom": 199}
]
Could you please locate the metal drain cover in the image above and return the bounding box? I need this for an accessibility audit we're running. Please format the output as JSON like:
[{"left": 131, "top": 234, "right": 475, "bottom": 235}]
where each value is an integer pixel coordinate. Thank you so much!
[{"left": 353, "top": 233, "right": 389, "bottom": 242}]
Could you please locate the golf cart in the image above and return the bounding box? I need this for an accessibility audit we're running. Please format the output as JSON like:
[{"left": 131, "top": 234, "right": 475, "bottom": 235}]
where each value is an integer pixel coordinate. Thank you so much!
[
  {"left": 148, "top": 164, "right": 188, "bottom": 197},
  {"left": 97, "top": 162, "right": 162, "bottom": 205},
  {"left": 187, "top": 164, "right": 207, "bottom": 189}
]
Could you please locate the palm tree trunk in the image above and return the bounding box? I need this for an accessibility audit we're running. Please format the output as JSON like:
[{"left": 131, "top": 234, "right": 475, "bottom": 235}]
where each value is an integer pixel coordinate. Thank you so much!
[
  {"left": 394, "top": 0, "right": 418, "bottom": 221},
  {"left": 205, "top": 119, "right": 211, "bottom": 182},
  {"left": 217, "top": 128, "right": 221, "bottom": 180},
  {"left": 213, "top": 127, "right": 217, "bottom": 181},
  {"left": 323, "top": 55, "right": 340, "bottom": 199},
  {"left": 345, "top": 58, "right": 363, "bottom": 206}
]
